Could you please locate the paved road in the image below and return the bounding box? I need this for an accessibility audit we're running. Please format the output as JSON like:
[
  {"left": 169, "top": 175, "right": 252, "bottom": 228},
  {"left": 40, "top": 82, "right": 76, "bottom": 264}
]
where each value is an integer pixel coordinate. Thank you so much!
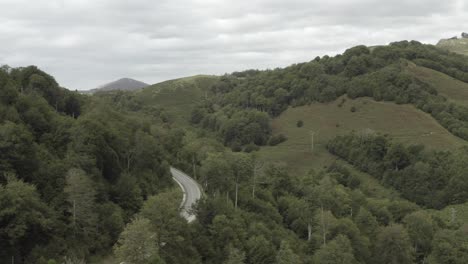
[{"left": 170, "top": 167, "right": 201, "bottom": 222}]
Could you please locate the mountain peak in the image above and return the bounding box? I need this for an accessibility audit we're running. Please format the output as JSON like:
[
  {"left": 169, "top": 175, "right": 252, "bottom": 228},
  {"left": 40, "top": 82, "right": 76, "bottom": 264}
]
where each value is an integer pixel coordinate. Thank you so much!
[{"left": 86, "top": 78, "right": 149, "bottom": 93}]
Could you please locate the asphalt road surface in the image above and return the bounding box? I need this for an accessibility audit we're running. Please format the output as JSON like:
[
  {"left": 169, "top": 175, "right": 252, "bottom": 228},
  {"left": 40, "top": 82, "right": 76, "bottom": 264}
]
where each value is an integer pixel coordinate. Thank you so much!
[{"left": 170, "top": 167, "right": 201, "bottom": 222}]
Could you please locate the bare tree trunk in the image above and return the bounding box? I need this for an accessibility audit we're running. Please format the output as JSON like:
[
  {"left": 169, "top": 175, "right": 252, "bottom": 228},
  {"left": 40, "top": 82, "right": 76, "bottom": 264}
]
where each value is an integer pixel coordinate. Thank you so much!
[
  {"left": 307, "top": 222, "right": 312, "bottom": 241},
  {"left": 126, "top": 151, "right": 134, "bottom": 173}
]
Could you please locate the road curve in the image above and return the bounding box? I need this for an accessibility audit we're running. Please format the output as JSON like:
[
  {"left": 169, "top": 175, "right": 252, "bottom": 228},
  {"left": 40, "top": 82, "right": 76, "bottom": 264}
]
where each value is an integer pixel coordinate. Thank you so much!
[{"left": 170, "top": 167, "right": 201, "bottom": 222}]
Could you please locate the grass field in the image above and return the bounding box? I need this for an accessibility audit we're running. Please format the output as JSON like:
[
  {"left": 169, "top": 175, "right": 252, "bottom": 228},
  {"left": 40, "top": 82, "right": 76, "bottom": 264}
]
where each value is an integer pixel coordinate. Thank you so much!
[
  {"left": 406, "top": 63, "right": 468, "bottom": 106},
  {"left": 258, "top": 96, "right": 466, "bottom": 176}
]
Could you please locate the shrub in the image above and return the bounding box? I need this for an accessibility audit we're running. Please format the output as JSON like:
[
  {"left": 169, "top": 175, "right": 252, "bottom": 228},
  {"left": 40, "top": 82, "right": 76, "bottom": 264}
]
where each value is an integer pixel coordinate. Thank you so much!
[
  {"left": 244, "top": 143, "right": 260, "bottom": 153},
  {"left": 338, "top": 98, "right": 346, "bottom": 107},
  {"left": 268, "top": 134, "right": 287, "bottom": 146},
  {"left": 296, "top": 120, "right": 304, "bottom": 127},
  {"left": 350, "top": 106, "right": 357, "bottom": 112}
]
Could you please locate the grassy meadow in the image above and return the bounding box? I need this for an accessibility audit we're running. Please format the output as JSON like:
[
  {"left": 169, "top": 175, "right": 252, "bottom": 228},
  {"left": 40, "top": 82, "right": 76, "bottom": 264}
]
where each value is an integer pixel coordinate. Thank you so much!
[
  {"left": 407, "top": 62, "right": 468, "bottom": 106},
  {"left": 258, "top": 96, "right": 466, "bottom": 176}
]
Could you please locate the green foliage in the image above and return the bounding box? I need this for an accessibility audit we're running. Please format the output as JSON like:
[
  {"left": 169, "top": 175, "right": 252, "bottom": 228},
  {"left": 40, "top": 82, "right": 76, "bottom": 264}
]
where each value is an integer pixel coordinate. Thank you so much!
[
  {"left": 428, "top": 225, "right": 468, "bottom": 264},
  {"left": 275, "top": 241, "right": 301, "bottom": 264},
  {"left": 328, "top": 133, "right": 468, "bottom": 208},
  {"left": 139, "top": 191, "right": 181, "bottom": 246},
  {"left": 0, "top": 121, "right": 37, "bottom": 180},
  {"left": 268, "top": 134, "right": 287, "bottom": 146},
  {"left": 113, "top": 217, "right": 159, "bottom": 264},
  {"left": 0, "top": 179, "right": 55, "bottom": 261},
  {"left": 192, "top": 41, "right": 468, "bottom": 149},
  {"left": 312, "top": 235, "right": 359, "bottom": 264},
  {"left": 3, "top": 40, "right": 468, "bottom": 263},
  {"left": 373, "top": 224, "right": 414, "bottom": 264},
  {"left": 246, "top": 235, "right": 275, "bottom": 264},
  {"left": 224, "top": 246, "right": 246, "bottom": 264},
  {"left": 64, "top": 168, "right": 98, "bottom": 241},
  {"left": 403, "top": 211, "right": 436, "bottom": 260},
  {"left": 0, "top": 65, "right": 177, "bottom": 262}
]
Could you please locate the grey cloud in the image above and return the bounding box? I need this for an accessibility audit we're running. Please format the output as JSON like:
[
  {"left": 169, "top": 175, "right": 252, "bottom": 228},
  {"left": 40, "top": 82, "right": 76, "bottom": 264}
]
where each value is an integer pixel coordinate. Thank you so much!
[{"left": 0, "top": 0, "right": 467, "bottom": 90}]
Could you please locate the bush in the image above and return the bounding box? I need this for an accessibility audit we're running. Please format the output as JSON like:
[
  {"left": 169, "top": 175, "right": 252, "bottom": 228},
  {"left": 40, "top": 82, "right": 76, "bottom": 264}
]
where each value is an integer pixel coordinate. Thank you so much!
[
  {"left": 338, "top": 98, "right": 346, "bottom": 107},
  {"left": 350, "top": 106, "right": 357, "bottom": 112},
  {"left": 244, "top": 143, "right": 260, "bottom": 153},
  {"left": 231, "top": 143, "right": 243, "bottom": 152},
  {"left": 268, "top": 134, "right": 287, "bottom": 146},
  {"left": 296, "top": 120, "right": 304, "bottom": 127}
]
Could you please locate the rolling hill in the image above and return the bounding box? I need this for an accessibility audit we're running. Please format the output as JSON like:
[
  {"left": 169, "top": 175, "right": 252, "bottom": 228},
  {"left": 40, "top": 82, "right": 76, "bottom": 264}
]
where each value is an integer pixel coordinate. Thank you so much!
[
  {"left": 258, "top": 96, "right": 466, "bottom": 175},
  {"left": 436, "top": 33, "right": 468, "bottom": 55},
  {"left": 86, "top": 78, "right": 149, "bottom": 93},
  {"left": 406, "top": 62, "right": 468, "bottom": 105},
  {"left": 133, "top": 75, "right": 218, "bottom": 125}
]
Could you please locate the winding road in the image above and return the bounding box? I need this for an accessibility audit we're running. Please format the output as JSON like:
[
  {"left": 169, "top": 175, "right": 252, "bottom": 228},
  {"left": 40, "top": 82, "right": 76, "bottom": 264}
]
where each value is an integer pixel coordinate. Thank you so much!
[{"left": 170, "top": 167, "right": 201, "bottom": 222}]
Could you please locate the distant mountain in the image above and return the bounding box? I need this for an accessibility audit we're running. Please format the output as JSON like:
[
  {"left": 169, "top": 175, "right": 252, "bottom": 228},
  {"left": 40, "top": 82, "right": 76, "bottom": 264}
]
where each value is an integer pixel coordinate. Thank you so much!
[
  {"left": 436, "top": 32, "right": 468, "bottom": 55},
  {"left": 85, "top": 78, "right": 149, "bottom": 93}
]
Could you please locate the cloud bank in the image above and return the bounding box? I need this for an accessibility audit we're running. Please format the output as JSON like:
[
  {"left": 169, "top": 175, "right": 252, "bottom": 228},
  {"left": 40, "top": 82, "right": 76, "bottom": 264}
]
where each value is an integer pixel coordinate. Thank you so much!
[{"left": 0, "top": 0, "right": 467, "bottom": 90}]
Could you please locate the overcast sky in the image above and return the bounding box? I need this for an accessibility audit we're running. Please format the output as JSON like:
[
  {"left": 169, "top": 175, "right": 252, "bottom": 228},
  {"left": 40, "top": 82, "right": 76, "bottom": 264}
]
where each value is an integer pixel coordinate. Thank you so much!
[{"left": 1, "top": 0, "right": 467, "bottom": 90}]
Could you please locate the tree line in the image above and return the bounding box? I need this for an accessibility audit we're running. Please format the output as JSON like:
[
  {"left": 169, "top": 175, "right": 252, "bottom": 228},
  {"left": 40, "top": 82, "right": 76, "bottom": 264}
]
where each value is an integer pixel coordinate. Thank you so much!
[{"left": 327, "top": 132, "right": 468, "bottom": 209}]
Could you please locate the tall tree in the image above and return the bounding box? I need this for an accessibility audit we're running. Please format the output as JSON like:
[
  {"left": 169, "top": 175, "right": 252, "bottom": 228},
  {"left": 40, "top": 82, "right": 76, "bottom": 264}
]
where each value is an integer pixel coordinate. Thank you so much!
[
  {"left": 113, "top": 217, "right": 159, "bottom": 264},
  {"left": 64, "top": 168, "right": 97, "bottom": 240},
  {"left": 373, "top": 224, "right": 414, "bottom": 264},
  {"left": 313, "top": 235, "right": 358, "bottom": 264},
  {"left": 139, "top": 191, "right": 182, "bottom": 249},
  {"left": 246, "top": 235, "right": 275, "bottom": 264},
  {"left": 230, "top": 153, "right": 253, "bottom": 208},
  {"left": 428, "top": 226, "right": 468, "bottom": 264},
  {"left": 0, "top": 179, "right": 54, "bottom": 261},
  {"left": 224, "top": 246, "right": 246, "bottom": 264},
  {"left": 275, "top": 241, "right": 302, "bottom": 264},
  {"left": 403, "top": 211, "right": 435, "bottom": 261}
]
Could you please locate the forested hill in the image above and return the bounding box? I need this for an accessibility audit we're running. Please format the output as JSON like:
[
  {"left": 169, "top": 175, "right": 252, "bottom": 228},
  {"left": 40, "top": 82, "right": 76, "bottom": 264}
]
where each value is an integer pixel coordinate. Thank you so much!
[
  {"left": 0, "top": 65, "right": 182, "bottom": 263},
  {"left": 2, "top": 40, "right": 468, "bottom": 264},
  {"left": 190, "top": 41, "right": 468, "bottom": 149},
  {"left": 88, "top": 40, "right": 468, "bottom": 264}
]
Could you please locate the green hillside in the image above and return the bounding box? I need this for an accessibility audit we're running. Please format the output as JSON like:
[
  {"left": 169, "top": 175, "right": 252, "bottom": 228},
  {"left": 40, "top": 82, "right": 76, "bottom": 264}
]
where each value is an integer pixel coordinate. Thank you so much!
[
  {"left": 6, "top": 41, "right": 468, "bottom": 264},
  {"left": 258, "top": 96, "right": 466, "bottom": 175},
  {"left": 135, "top": 75, "right": 218, "bottom": 124},
  {"left": 407, "top": 62, "right": 468, "bottom": 105},
  {"left": 437, "top": 37, "right": 468, "bottom": 56}
]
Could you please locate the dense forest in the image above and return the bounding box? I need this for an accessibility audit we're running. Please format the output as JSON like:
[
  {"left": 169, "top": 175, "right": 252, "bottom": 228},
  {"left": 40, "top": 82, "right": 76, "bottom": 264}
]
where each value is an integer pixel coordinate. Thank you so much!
[
  {"left": 2, "top": 40, "right": 468, "bottom": 264},
  {"left": 0, "top": 66, "right": 181, "bottom": 263}
]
